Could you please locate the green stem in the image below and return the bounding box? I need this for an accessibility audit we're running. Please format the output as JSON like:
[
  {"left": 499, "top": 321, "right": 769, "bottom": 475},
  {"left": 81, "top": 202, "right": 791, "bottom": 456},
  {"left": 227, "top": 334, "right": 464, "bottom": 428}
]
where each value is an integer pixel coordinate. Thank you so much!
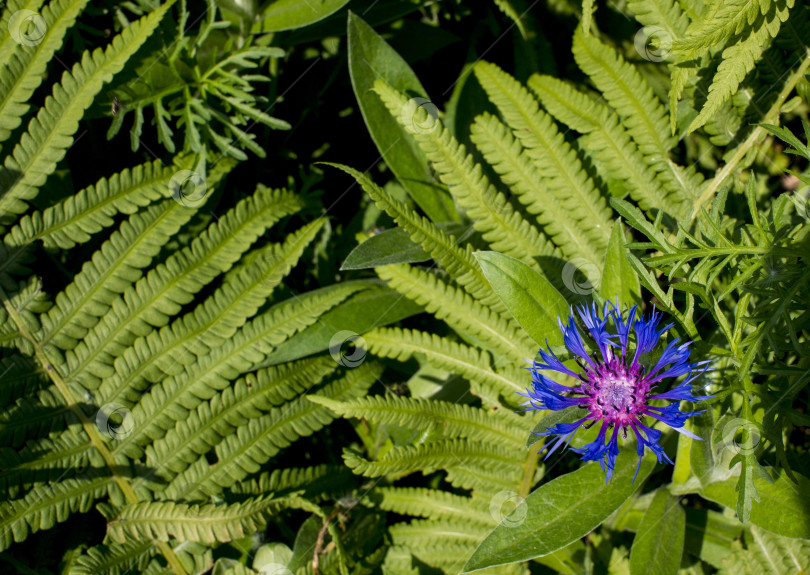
[{"left": 0, "top": 287, "right": 187, "bottom": 575}]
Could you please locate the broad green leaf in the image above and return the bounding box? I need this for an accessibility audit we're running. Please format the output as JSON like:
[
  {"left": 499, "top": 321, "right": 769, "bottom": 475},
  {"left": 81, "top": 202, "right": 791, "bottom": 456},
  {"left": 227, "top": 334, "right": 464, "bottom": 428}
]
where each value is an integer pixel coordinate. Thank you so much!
[
  {"left": 629, "top": 489, "right": 685, "bottom": 575},
  {"left": 474, "top": 251, "right": 569, "bottom": 347},
  {"left": 257, "top": 0, "right": 350, "bottom": 32},
  {"left": 261, "top": 281, "right": 422, "bottom": 365},
  {"left": 463, "top": 449, "right": 655, "bottom": 572},
  {"left": 347, "top": 11, "right": 458, "bottom": 223},
  {"left": 600, "top": 218, "right": 640, "bottom": 307},
  {"left": 341, "top": 223, "right": 465, "bottom": 270},
  {"left": 700, "top": 468, "right": 810, "bottom": 539}
]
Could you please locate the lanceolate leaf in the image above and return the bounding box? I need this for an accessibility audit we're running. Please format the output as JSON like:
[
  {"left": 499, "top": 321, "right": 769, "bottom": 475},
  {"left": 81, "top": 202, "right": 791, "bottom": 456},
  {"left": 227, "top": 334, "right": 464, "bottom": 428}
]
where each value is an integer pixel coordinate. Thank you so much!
[
  {"left": 600, "top": 218, "right": 641, "bottom": 307},
  {"left": 474, "top": 251, "right": 569, "bottom": 348},
  {"left": 347, "top": 11, "right": 458, "bottom": 222},
  {"left": 463, "top": 449, "right": 655, "bottom": 571},
  {"left": 629, "top": 489, "right": 685, "bottom": 575}
]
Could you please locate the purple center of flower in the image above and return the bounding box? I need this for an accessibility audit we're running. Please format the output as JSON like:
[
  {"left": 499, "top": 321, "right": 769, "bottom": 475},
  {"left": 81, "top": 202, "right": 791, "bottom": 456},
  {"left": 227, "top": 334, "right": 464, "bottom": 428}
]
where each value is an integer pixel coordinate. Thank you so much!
[{"left": 583, "top": 361, "right": 649, "bottom": 427}]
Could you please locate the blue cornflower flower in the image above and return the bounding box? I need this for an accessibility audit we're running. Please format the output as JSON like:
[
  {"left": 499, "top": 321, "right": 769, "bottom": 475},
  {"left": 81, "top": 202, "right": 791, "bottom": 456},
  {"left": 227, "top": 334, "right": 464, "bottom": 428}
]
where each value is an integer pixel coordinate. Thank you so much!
[{"left": 521, "top": 302, "right": 712, "bottom": 481}]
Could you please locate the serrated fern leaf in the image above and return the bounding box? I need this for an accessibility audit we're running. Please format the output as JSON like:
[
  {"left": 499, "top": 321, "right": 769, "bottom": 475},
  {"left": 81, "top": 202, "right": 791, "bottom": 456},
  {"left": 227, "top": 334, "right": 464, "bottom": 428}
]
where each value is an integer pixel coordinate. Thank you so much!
[
  {"left": 390, "top": 519, "right": 486, "bottom": 547},
  {"left": 369, "top": 487, "right": 493, "bottom": 525},
  {"left": 363, "top": 327, "right": 525, "bottom": 404},
  {"left": 0, "top": 0, "right": 175, "bottom": 223},
  {"left": 375, "top": 264, "right": 533, "bottom": 362},
  {"left": 145, "top": 357, "right": 335, "bottom": 481},
  {"left": 674, "top": 0, "right": 790, "bottom": 58},
  {"left": 311, "top": 395, "right": 527, "bottom": 448},
  {"left": 627, "top": 0, "right": 690, "bottom": 36},
  {"left": 688, "top": 0, "right": 791, "bottom": 133},
  {"left": 0, "top": 475, "right": 113, "bottom": 551},
  {"left": 64, "top": 187, "right": 303, "bottom": 389},
  {"left": 162, "top": 361, "right": 382, "bottom": 501},
  {"left": 228, "top": 464, "right": 355, "bottom": 501},
  {"left": 323, "top": 162, "right": 507, "bottom": 315},
  {"left": 373, "top": 80, "right": 555, "bottom": 268},
  {"left": 473, "top": 61, "right": 611, "bottom": 264},
  {"left": 343, "top": 438, "right": 524, "bottom": 491},
  {"left": 106, "top": 494, "right": 297, "bottom": 544},
  {"left": 572, "top": 30, "right": 703, "bottom": 209},
  {"left": 95, "top": 220, "right": 325, "bottom": 410},
  {"left": 0, "top": 0, "right": 92, "bottom": 146},
  {"left": 721, "top": 525, "right": 810, "bottom": 575},
  {"left": 0, "top": 1, "right": 47, "bottom": 71},
  {"left": 113, "top": 283, "right": 362, "bottom": 459},
  {"left": 39, "top": 201, "right": 196, "bottom": 351},
  {"left": 70, "top": 541, "right": 155, "bottom": 575},
  {"left": 528, "top": 76, "right": 684, "bottom": 216}
]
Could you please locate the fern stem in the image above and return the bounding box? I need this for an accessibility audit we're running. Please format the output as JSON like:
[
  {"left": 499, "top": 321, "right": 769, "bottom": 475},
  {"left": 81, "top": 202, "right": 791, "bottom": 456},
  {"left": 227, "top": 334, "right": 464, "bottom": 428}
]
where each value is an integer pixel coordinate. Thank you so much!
[
  {"left": 0, "top": 288, "right": 188, "bottom": 575},
  {"left": 690, "top": 48, "right": 810, "bottom": 223},
  {"left": 518, "top": 447, "right": 541, "bottom": 499}
]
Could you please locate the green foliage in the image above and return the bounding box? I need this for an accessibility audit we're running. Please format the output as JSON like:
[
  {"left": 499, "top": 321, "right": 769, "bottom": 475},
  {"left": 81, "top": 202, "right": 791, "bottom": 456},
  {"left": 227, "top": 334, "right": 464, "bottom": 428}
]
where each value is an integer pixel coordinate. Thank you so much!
[{"left": 2, "top": 1, "right": 810, "bottom": 574}]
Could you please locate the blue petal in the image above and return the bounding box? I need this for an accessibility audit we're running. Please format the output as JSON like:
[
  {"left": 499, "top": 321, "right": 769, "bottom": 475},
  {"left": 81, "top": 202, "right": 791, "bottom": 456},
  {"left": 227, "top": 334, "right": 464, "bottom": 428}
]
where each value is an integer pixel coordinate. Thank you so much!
[
  {"left": 645, "top": 403, "right": 702, "bottom": 430},
  {"left": 632, "top": 308, "right": 673, "bottom": 367},
  {"left": 559, "top": 313, "right": 596, "bottom": 368},
  {"left": 534, "top": 344, "right": 580, "bottom": 379},
  {"left": 571, "top": 422, "right": 609, "bottom": 462},
  {"left": 631, "top": 422, "right": 673, "bottom": 481},
  {"left": 533, "top": 417, "right": 589, "bottom": 460},
  {"left": 650, "top": 379, "right": 714, "bottom": 402},
  {"left": 577, "top": 302, "right": 616, "bottom": 363},
  {"left": 609, "top": 302, "right": 637, "bottom": 359}
]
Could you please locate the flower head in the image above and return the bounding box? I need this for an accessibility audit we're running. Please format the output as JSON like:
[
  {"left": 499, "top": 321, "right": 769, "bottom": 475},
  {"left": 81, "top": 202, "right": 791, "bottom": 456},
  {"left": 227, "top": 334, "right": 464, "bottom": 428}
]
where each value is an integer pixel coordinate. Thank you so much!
[{"left": 521, "top": 302, "right": 712, "bottom": 481}]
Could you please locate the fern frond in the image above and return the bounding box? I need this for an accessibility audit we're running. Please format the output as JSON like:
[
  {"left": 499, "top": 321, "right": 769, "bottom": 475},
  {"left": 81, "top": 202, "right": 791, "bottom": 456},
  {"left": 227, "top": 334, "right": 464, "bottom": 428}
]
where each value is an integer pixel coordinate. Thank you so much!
[
  {"left": 323, "top": 162, "right": 507, "bottom": 315},
  {"left": 385, "top": 544, "right": 477, "bottom": 574},
  {"left": 0, "top": 475, "right": 113, "bottom": 551},
  {"left": 572, "top": 30, "right": 702, "bottom": 208},
  {"left": 0, "top": 1, "right": 47, "bottom": 70},
  {"left": 0, "top": 429, "right": 100, "bottom": 496},
  {"left": 64, "top": 186, "right": 303, "bottom": 389},
  {"left": 5, "top": 158, "right": 208, "bottom": 250},
  {"left": 363, "top": 327, "right": 526, "bottom": 404},
  {"left": 572, "top": 29, "right": 672, "bottom": 155},
  {"left": 96, "top": 219, "right": 324, "bottom": 408},
  {"left": 473, "top": 61, "right": 611, "bottom": 264},
  {"left": 390, "top": 519, "right": 486, "bottom": 547},
  {"left": 114, "top": 283, "right": 362, "bottom": 459},
  {"left": 343, "top": 438, "right": 524, "bottom": 491},
  {"left": 369, "top": 487, "right": 492, "bottom": 525},
  {"left": 106, "top": 494, "right": 296, "bottom": 544},
  {"left": 310, "top": 395, "right": 528, "bottom": 448},
  {"left": 688, "top": 1, "right": 791, "bottom": 133},
  {"left": 627, "top": 0, "right": 690, "bottom": 36},
  {"left": 39, "top": 200, "right": 195, "bottom": 351},
  {"left": 228, "top": 464, "right": 356, "bottom": 501},
  {"left": 375, "top": 264, "right": 533, "bottom": 361},
  {"left": 373, "top": 80, "right": 555, "bottom": 268},
  {"left": 0, "top": 0, "right": 92, "bottom": 146},
  {"left": 70, "top": 541, "right": 155, "bottom": 575},
  {"left": 145, "top": 357, "right": 335, "bottom": 480},
  {"left": 0, "top": 387, "right": 69, "bottom": 448},
  {"left": 0, "top": 0, "right": 175, "bottom": 223},
  {"left": 161, "top": 361, "right": 382, "bottom": 501},
  {"left": 674, "top": 0, "right": 790, "bottom": 58},
  {"left": 527, "top": 76, "right": 688, "bottom": 217}
]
